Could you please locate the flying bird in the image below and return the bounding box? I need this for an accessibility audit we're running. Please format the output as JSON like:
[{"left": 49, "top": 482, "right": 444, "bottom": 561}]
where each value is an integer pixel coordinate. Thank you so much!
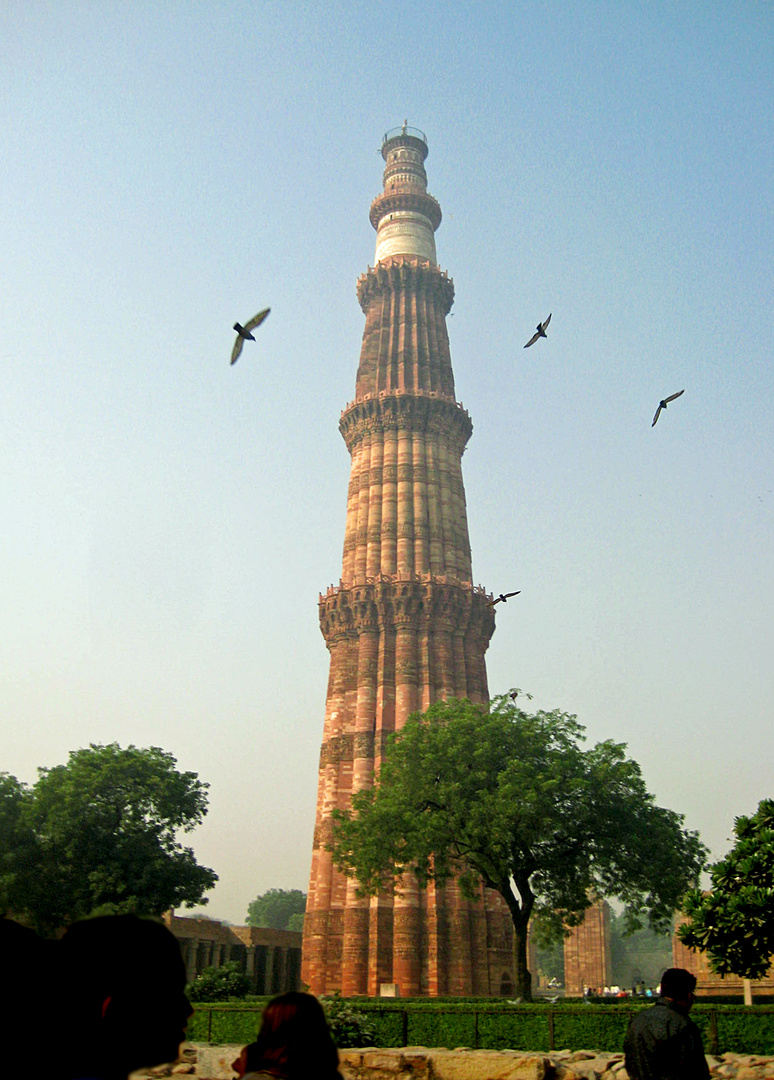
[
  {"left": 487, "top": 591, "right": 521, "bottom": 607},
  {"left": 230, "top": 307, "right": 271, "bottom": 365},
  {"left": 524, "top": 313, "right": 552, "bottom": 348},
  {"left": 651, "top": 389, "right": 685, "bottom": 427}
]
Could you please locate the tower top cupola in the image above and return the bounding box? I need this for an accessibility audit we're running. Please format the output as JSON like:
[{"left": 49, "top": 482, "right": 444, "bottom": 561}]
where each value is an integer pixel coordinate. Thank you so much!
[{"left": 370, "top": 123, "right": 442, "bottom": 265}]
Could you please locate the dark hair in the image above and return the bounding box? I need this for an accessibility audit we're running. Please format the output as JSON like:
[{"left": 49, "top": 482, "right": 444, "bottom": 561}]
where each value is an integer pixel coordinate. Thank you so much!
[
  {"left": 60, "top": 913, "right": 185, "bottom": 995},
  {"left": 660, "top": 967, "right": 697, "bottom": 1000},
  {"left": 59, "top": 915, "right": 190, "bottom": 1079},
  {"left": 244, "top": 992, "right": 342, "bottom": 1079}
]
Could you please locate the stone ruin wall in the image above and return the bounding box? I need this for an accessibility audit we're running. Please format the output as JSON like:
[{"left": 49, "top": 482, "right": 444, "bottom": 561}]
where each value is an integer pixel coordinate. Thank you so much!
[{"left": 163, "top": 912, "right": 302, "bottom": 996}]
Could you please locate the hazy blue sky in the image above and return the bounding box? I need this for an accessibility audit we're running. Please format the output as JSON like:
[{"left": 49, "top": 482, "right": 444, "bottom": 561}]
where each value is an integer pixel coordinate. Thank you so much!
[{"left": 2, "top": 2, "right": 772, "bottom": 925}]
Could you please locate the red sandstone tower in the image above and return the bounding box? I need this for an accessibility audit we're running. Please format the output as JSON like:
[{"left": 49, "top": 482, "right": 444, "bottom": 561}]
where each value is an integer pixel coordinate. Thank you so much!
[
  {"left": 563, "top": 900, "right": 612, "bottom": 995},
  {"left": 302, "top": 126, "right": 514, "bottom": 997}
]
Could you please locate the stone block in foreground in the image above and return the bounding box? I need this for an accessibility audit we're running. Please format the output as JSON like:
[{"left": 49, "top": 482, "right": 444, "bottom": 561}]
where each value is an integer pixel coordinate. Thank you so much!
[
  {"left": 131, "top": 1044, "right": 774, "bottom": 1080},
  {"left": 341, "top": 1048, "right": 552, "bottom": 1080}
]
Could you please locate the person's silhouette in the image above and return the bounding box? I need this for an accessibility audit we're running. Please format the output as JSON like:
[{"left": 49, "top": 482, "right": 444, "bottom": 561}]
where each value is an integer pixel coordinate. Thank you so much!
[
  {"left": 624, "top": 967, "right": 709, "bottom": 1080},
  {"left": 59, "top": 914, "right": 192, "bottom": 1080},
  {"left": 235, "top": 992, "right": 343, "bottom": 1080},
  {"left": 1, "top": 917, "right": 58, "bottom": 1076}
]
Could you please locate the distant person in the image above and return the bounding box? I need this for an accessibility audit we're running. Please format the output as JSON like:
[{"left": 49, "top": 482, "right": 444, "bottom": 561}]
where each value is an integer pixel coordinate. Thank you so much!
[
  {"left": 59, "top": 914, "right": 193, "bottom": 1080},
  {"left": 233, "top": 991, "right": 343, "bottom": 1080},
  {"left": 624, "top": 967, "right": 710, "bottom": 1080}
]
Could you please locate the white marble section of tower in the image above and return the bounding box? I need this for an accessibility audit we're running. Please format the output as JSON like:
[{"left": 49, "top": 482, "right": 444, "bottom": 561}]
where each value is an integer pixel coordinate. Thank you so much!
[{"left": 371, "top": 125, "right": 442, "bottom": 265}]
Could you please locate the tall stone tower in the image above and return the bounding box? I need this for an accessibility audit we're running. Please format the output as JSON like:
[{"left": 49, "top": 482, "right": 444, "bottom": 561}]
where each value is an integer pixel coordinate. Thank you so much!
[{"left": 302, "top": 126, "right": 514, "bottom": 997}]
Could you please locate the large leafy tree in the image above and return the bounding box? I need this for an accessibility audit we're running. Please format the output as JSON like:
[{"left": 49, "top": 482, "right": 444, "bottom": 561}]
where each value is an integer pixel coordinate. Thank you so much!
[
  {"left": 678, "top": 799, "right": 774, "bottom": 980},
  {"left": 0, "top": 773, "right": 39, "bottom": 916},
  {"left": 331, "top": 695, "right": 706, "bottom": 1000},
  {"left": 246, "top": 888, "right": 307, "bottom": 931},
  {"left": 1, "top": 743, "right": 217, "bottom": 933}
]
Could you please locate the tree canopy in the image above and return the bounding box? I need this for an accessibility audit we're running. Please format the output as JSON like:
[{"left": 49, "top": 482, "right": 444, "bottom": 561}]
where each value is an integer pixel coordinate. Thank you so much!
[
  {"left": 678, "top": 798, "right": 774, "bottom": 981},
  {"left": 0, "top": 743, "right": 217, "bottom": 933},
  {"left": 246, "top": 888, "right": 306, "bottom": 930},
  {"left": 330, "top": 695, "right": 707, "bottom": 1000},
  {"left": 0, "top": 773, "right": 38, "bottom": 917}
]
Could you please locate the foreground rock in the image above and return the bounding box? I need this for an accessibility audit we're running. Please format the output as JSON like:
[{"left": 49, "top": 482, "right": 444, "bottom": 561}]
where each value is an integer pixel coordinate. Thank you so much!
[{"left": 131, "top": 1044, "right": 774, "bottom": 1080}]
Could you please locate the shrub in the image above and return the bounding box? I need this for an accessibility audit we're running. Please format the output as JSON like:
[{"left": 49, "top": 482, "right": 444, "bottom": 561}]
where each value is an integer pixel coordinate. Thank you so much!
[
  {"left": 187, "top": 961, "right": 250, "bottom": 1002},
  {"left": 322, "top": 993, "right": 379, "bottom": 1048}
]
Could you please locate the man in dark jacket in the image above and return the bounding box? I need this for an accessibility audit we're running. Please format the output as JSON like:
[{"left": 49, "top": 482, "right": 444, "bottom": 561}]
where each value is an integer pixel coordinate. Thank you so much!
[{"left": 624, "top": 968, "right": 709, "bottom": 1080}]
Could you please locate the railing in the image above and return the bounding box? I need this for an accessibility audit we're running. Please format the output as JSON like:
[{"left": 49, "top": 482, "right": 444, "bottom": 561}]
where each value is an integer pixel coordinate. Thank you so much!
[{"left": 383, "top": 125, "right": 427, "bottom": 145}]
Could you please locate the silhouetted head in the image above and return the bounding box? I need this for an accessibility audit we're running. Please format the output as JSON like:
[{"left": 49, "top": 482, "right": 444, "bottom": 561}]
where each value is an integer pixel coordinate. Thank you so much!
[
  {"left": 59, "top": 914, "right": 192, "bottom": 1080},
  {"left": 660, "top": 967, "right": 697, "bottom": 1005},
  {"left": 243, "top": 991, "right": 342, "bottom": 1079},
  {"left": 1, "top": 918, "right": 59, "bottom": 1075}
]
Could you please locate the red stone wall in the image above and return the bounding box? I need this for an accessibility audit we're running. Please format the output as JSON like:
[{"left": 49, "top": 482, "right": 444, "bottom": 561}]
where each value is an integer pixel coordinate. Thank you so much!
[{"left": 563, "top": 900, "right": 612, "bottom": 995}]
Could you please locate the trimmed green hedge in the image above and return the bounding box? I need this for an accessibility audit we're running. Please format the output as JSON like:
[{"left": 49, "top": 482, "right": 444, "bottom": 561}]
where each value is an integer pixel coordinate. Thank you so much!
[
  {"left": 189, "top": 1000, "right": 774, "bottom": 1056},
  {"left": 187, "top": 1001, "right": 270, "bottom": 1044},
  {"left": 353, "top": 1003, "right": 633, "bottom": 1053},
  {"left": 704, "top": 1006, "right": 774, "bottom": 1056},
  {"left": 477, "top": 1009, "right": 550, "bottom": 1051}
]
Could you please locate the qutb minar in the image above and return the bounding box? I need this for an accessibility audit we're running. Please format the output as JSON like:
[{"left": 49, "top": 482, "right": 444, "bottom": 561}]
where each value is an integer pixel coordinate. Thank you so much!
[{"left": 302, "top": 126, "right": 516, "bottom": 996}]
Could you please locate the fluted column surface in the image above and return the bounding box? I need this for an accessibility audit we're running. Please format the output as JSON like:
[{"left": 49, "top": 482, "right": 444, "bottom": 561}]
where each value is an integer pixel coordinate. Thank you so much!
[{"left": 302, "top": 136, "right": 508, "bottom": 998}]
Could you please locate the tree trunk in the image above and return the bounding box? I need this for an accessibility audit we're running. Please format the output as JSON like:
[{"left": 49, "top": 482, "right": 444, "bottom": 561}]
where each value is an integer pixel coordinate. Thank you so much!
[
  {"left": 512, "top": 916, "right": 533, "bottom": 1001},
  {"left": 491, "top": 877, "right": 534, "bottom": 1001}
]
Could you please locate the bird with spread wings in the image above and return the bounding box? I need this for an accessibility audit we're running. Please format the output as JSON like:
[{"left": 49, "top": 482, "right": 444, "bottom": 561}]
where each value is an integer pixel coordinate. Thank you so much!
[
  {"left": 487, "top": 591, "right": 521, "bottom": 607},
  {"left": 652, "top": 389, "right": 684, "bottom": 427},
  {"left": 524, "top": 313, "right": 552, "bottom": 348},
  {"left": 230, "top": 308, "right": 271, "bottom": 365}
]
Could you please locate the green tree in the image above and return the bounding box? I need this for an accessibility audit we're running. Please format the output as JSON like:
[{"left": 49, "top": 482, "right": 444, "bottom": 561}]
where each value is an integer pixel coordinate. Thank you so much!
[
  {"left": 330, "top": 695, "right": 706, "bottom": 1001},
  {"left": 678, "top": 799, "right": 774, "bottom": 981},
  {"left": 1, "top": 744, "right": 217, "bottom": 933},
  {"left": 0, "top": 773, "right": 39, "bottom": 918},
  {"left": 287, "top": 911, "right": 305, "bottom": 932},
  {"left": 187, "top": 961, "right": 250, "bottom": 1002},
  {"left": 246, "top": 888, "right": 306, "bottom": 930}
]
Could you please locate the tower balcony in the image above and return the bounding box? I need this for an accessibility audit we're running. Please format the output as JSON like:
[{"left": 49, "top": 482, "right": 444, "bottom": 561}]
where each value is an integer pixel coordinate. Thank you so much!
[
  {"left": 382, "top": 125, "right": 428, "bottom": 145},
  {"left": 381, "top": 126, "right": 429, "bottom": 161},
  {"left": 369, "top": 190, "right": 442, "bottom": 232}
]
